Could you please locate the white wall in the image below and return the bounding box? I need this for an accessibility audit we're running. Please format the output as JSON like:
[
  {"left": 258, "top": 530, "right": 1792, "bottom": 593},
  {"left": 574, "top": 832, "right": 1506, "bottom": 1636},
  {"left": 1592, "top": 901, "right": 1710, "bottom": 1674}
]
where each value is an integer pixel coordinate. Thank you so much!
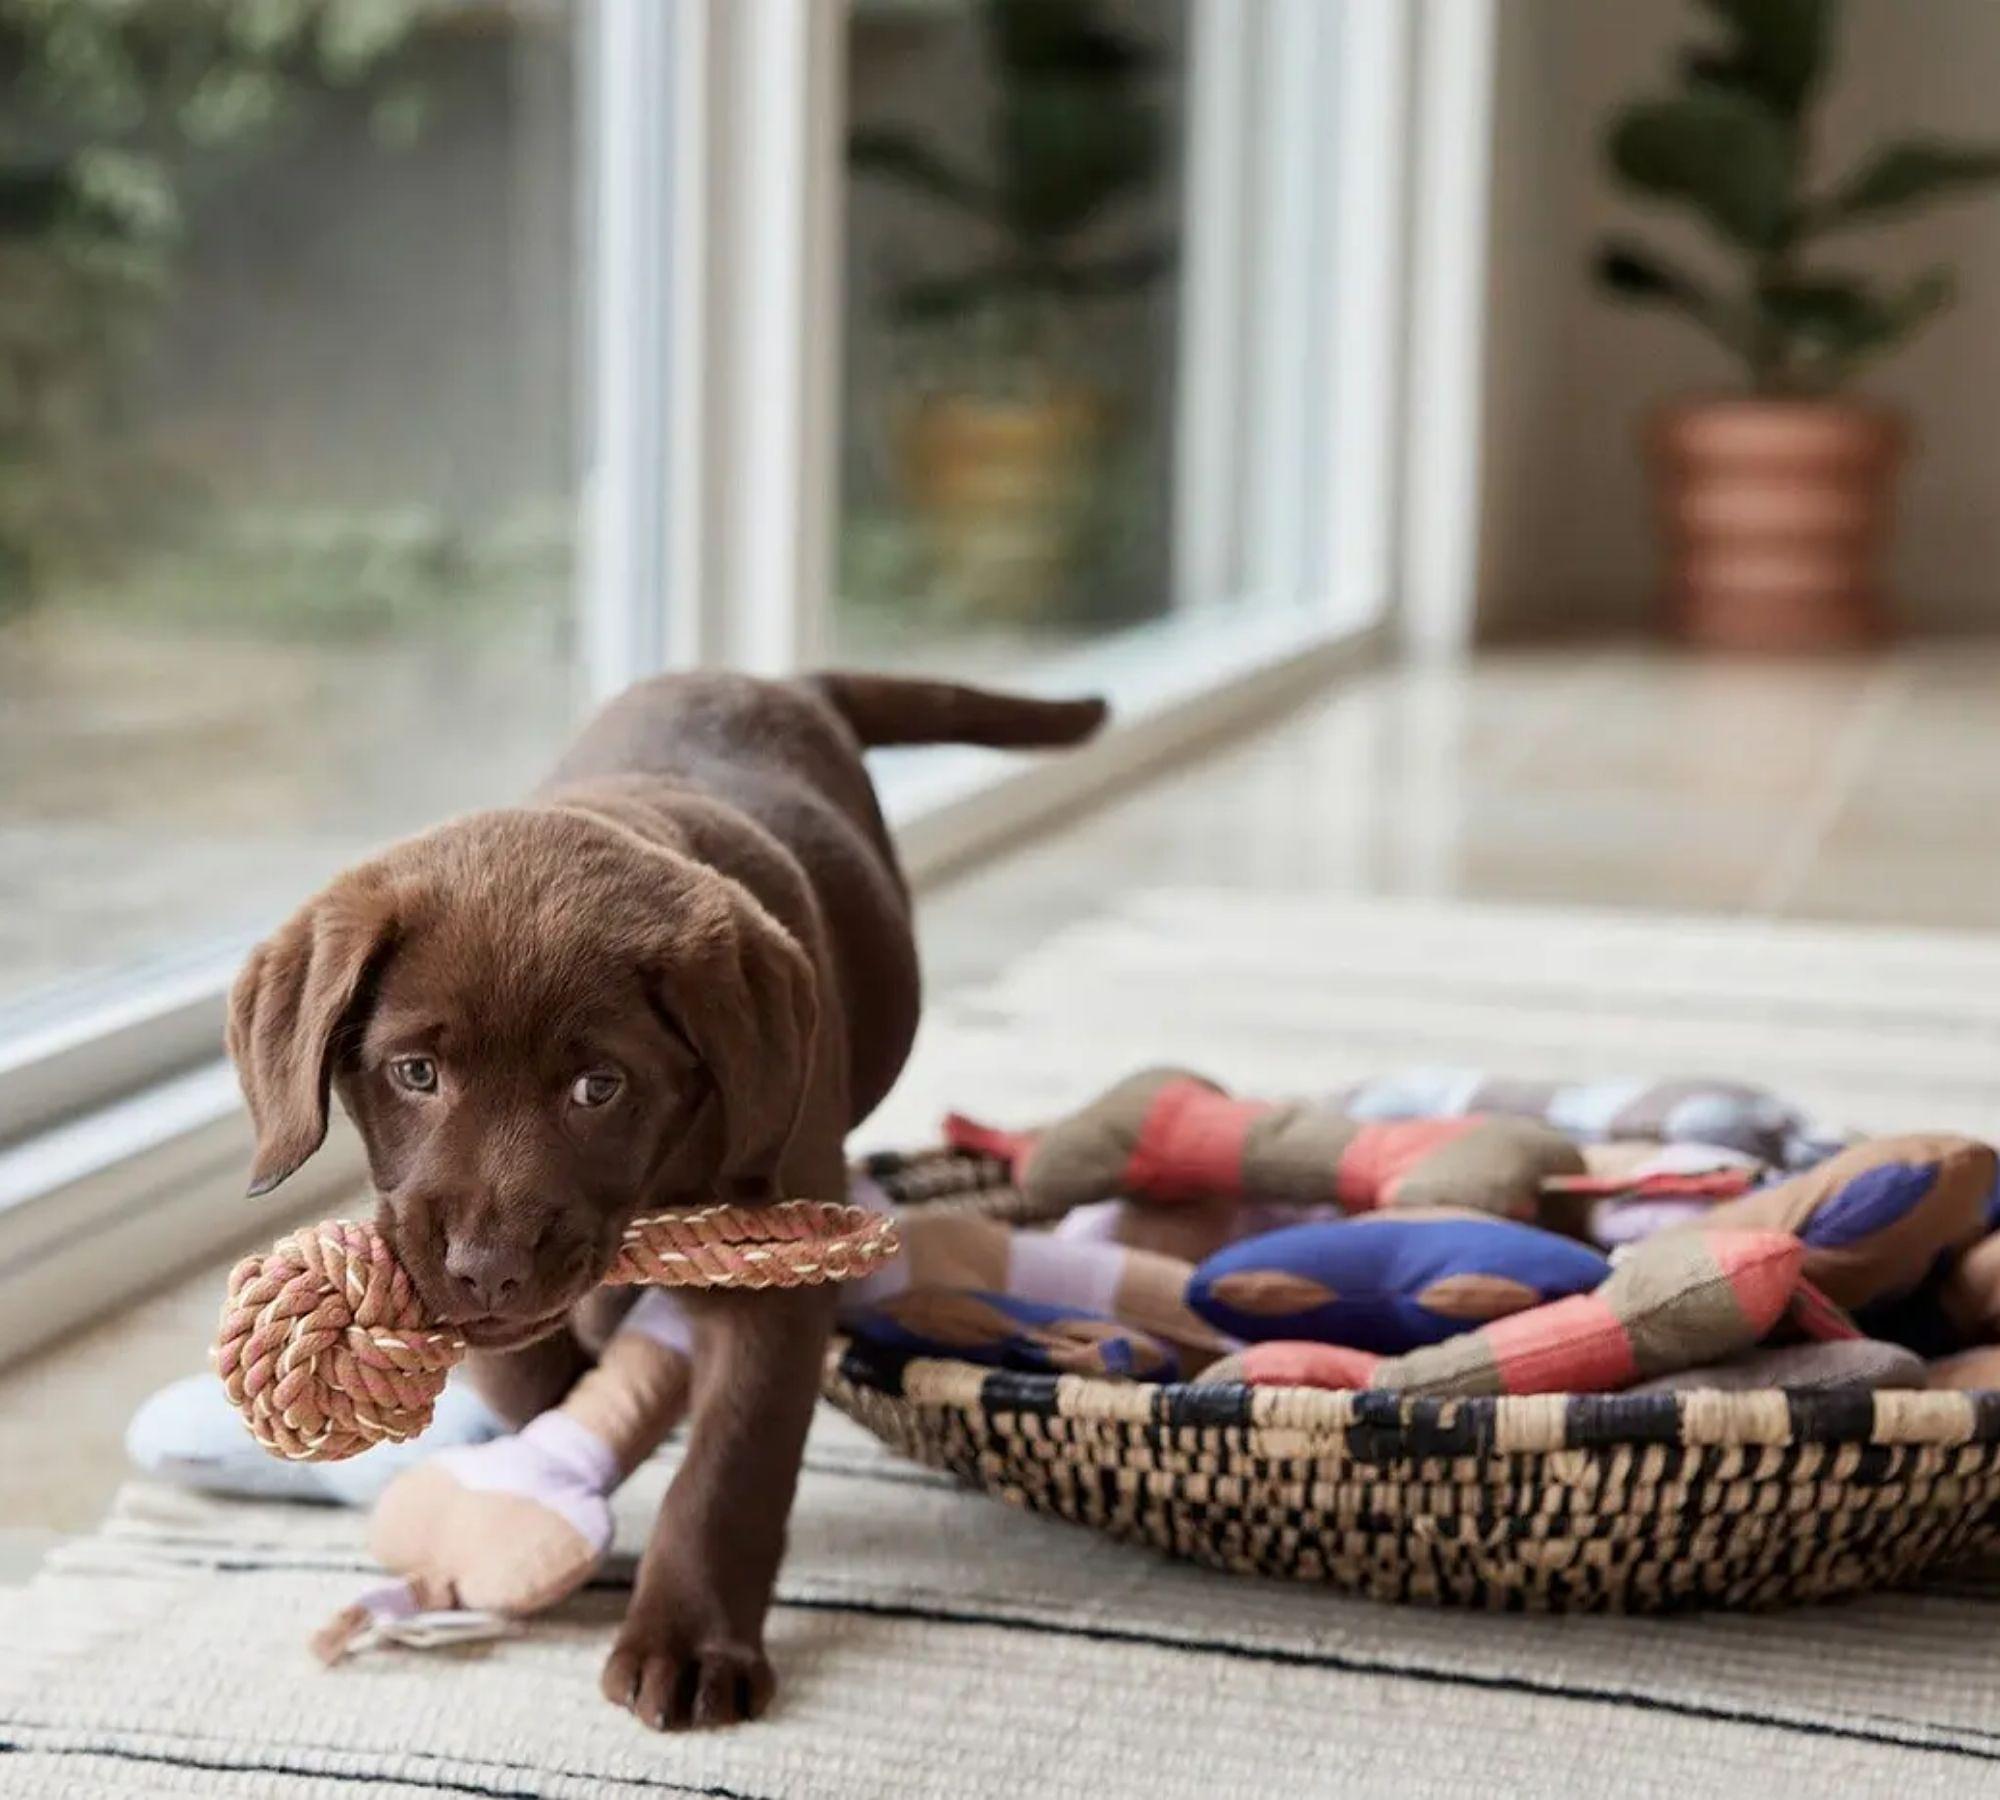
[{"left": 1479, "top": 0, "right": 2000, "bottom": 638}]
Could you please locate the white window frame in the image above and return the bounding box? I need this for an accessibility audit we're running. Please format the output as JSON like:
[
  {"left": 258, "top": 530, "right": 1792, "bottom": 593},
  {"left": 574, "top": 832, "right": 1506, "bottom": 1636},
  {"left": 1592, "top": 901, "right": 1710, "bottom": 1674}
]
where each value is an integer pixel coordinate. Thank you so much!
[{"left": 0, "top": 0, "right": 1493, "bottom": 1369}]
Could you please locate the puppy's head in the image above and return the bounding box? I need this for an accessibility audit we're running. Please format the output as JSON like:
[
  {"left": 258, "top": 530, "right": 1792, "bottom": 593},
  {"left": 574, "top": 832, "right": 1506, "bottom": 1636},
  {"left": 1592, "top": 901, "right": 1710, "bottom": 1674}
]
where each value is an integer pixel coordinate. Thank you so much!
[{"left": 226, "top": 808, "right": 816, "bottom": 1346}]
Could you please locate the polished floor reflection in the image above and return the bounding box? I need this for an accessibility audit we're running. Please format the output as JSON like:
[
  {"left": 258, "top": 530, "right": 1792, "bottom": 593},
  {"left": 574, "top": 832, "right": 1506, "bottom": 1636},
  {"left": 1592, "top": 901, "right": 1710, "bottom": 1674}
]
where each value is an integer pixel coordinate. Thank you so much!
[{"left": 920, "top": 642, "right": 2000, "bottom": 1004}]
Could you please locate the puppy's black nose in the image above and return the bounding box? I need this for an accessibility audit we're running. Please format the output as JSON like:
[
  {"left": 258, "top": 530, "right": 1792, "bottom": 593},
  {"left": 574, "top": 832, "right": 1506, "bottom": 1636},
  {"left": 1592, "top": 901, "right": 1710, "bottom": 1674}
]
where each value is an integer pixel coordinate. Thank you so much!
[{"left": 443, "top": 1237, "right": 532, "bottom": 1313}]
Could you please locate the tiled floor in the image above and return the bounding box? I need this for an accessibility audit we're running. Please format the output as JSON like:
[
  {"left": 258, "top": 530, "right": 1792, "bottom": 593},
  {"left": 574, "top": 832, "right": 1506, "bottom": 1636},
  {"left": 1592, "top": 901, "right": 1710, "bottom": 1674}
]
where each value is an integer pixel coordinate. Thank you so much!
[
  {"left": 5, "top": 641, "right": 1998, "bottom": 1571},
  {"left": 924, "top": 640, "right": 2000, "bottom": 1005}
]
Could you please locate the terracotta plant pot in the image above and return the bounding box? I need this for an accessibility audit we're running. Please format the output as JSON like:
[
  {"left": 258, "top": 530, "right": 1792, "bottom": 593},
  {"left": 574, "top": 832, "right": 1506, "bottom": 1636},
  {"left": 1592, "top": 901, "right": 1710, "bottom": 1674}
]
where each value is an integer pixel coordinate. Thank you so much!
[
  {"left": 1647, "top": 397, "right": 1907, "bottom": 653},
  {"left": 899, "top": 390, "right": 1103, "bottom": 623}
]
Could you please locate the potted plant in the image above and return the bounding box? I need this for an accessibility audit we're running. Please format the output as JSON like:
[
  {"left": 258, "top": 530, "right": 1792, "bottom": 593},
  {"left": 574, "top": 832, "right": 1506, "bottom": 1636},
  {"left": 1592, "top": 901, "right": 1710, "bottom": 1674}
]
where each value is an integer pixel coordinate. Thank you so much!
[
  {"left": 1594, "top": 0, "right": 2000, "bottom": 651},
  {"left": 849, "top": 0, "right": 1172, "bottom": 623}
]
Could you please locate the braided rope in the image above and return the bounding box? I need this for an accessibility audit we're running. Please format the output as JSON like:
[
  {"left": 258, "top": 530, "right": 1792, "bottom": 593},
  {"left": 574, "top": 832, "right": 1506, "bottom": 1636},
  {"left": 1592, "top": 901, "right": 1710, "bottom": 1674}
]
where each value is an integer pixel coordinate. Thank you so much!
[
  {"left": 215, "top": 1201, "right": 898, "bottom": 1462},
  {"left": 606, "top": 1199, "right": 897, "bottom": 1289}
]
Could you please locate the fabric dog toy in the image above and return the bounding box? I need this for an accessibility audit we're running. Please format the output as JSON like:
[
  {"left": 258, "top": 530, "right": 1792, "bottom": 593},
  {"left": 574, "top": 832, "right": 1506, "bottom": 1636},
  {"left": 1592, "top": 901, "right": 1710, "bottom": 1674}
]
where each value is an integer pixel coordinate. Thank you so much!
[
  {"left": 1939, "top": 1232, "right": 2000, "bottom": 1345},
  {"left": 1193, "top": 1229, "right": 1852, "bottom": 1399},
  {"left": 1332, "top": 1068, "right": 1846, "bottom": 1169},
  {"left": 1927, "top": 1345, "right": 2000, "bottom": 1390},
  {"left": 315, "top": 1290, "right": 695, "bottom": 1662},
  {"left": 1626, "top": 1339, "right": 1924, "bottom": 1396},
  {"left": 1665, "top": 1133, "right": 1997, "bottom": 1313},
  {"left": 839, "top": 1201, "right": 1231, "bottom": 1370},
  {"left": 844, "top": 1293, "right": 1182, "bottom": 1380},
  {"left": 128, "top": 1373, "right": 507, "bottom": 1509},
  {"left": 945, "top": 1067, "right": 1588, "bottom": 1242},
  {"left": 215, "top": 1198, "right": 897, "bottom": 1463},
  {"left": 1186, "top": 1214, "right": 1610, "bottom": 1354}
]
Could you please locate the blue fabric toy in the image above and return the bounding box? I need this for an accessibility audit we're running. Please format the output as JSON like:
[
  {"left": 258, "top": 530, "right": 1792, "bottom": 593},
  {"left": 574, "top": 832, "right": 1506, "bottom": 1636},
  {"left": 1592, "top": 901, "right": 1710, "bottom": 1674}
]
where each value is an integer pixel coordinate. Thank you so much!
[{"left": 1187, "top": 1214, "right": 1611, "bottom": 1354}]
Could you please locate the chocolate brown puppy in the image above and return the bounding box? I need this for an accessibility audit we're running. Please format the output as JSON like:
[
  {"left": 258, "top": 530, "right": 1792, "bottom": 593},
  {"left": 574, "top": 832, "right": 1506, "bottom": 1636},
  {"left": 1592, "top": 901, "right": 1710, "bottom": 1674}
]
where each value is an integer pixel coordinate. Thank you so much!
[{"left": 225, "top": 670, "right": 1104, "bottom": 1728}]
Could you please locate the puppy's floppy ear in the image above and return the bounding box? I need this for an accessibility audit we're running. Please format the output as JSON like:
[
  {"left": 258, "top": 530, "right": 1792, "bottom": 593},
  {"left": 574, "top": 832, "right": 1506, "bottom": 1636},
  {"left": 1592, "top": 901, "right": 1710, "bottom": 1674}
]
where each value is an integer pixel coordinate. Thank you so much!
[
  {"left": 227, "top": 872, "right": 397, "bottom": 1196},
  {"left": 652, "top": 870, "right": 819, "bottom": 1189}
]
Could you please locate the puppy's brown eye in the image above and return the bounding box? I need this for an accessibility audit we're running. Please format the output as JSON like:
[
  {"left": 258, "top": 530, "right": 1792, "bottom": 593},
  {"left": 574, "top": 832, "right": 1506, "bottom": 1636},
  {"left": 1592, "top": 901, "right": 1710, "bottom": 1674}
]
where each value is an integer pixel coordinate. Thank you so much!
[
  {"left": 390, "top": 1056, "right": 438, "bottom": 1094},
  {"left": 571, "top": 1069, "right": 622, "bottom": 1109}
]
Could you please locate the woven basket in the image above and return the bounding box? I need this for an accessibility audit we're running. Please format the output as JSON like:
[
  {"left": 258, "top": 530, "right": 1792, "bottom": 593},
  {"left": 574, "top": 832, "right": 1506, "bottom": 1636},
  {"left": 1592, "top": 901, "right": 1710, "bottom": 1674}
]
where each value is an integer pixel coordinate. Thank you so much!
[{"left": 823, "top": 1147, "right": 2000, "bottom": 1612}]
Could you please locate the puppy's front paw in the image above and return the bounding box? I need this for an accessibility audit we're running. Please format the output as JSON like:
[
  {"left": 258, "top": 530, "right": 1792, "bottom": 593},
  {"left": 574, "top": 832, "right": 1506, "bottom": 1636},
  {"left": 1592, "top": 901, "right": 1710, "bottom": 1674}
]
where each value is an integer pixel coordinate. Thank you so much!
[{"left": 602, "top": 1617, "right": 774, "bottom": 1731}]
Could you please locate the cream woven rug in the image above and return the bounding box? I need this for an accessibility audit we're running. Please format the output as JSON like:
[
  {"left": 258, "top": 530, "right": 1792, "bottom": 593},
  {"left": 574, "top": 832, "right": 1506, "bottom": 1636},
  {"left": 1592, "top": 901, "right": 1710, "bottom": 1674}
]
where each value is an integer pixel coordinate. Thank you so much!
[{"left": 9, "top": 891, "right": 2000, "bottom": 1799}]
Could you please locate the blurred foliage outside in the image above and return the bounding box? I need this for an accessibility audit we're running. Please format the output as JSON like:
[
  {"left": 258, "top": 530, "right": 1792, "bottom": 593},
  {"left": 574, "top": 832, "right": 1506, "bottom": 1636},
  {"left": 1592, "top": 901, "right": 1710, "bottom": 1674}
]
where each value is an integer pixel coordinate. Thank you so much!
[
  {"left": 0, "top": 0, "right": 560, "bottom": 639},
  {"left": 841, "top": 0, "right": 1180, "bottom": 646}
]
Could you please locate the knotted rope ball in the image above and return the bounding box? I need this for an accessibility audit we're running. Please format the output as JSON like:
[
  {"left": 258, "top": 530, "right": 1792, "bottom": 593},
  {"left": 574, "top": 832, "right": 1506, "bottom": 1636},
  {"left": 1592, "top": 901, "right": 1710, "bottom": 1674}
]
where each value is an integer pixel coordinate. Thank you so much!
[{"left": 215, "top": 1200, "right": 898, "bottom": 1463}]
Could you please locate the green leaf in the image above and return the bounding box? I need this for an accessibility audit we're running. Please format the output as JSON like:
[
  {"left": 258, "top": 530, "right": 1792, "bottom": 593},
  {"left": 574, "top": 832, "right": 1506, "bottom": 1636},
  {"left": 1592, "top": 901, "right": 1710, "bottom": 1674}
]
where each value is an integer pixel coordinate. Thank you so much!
[
  {"left": 67, "top": 147, "right": 178, "bottom": 242},
  {"left": 1759, "top": 273, "right": 1883, "bottom": 348},
  {"left": 887, "top": 261, "right": 1033, "bottom": 325},
  {"left": 1874, "top": 267, "right": 1956, "bottom": 355},
  {"left": 995, "top": 85, "right": 1162, "bottom": 240},
  {"left": 1678, "top": 47, "right": 1750, "bottom": 99},
  {"left": 1596, "top": 243, "right": 1691, "bottom": 300},
  {"left": 316, "top": 0, "right": 420, "bottom": 85},
  {"left": 985, "top": 0, "right": 1157, "bottom": 80},
  {"left": 228, "top": 0, "right": 316, "bottom": 59},
  {"left": 1817, "top": 139, "right": 2000, "bottom": 228},
  {"left": 177, "top": 65, "right": 287, "bottom": 148},
  {"left": 1606, "top": 93, "right": 1796, "bottom": 251},
  {"left": 1760, "top": 266, "right": 1955, "bottom": 373},
  {"left": 1592, "top": 237, "right": 1752, "bottom": 361},
  {"left": 1694, "top": 0, "right": 1835, "bottom": 118},
  {"left": 32, "top": 10, "right": 147, "bottom": 135},
  {"left": 0, "top": 167, "right": 71, "bottom": 237},
  {"left": 1042, "top": 242, "right": 1175, "bottom": 299},
  {"left": 849, "top": 129, "right": 995, "bottom": 220}
]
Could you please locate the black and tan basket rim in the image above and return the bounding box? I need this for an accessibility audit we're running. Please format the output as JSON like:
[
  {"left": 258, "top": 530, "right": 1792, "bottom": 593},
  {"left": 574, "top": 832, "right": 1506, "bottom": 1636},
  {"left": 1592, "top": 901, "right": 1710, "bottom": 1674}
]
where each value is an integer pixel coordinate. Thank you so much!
[{"left": 838, "top": 1144, "right": 2000, "bottom": 1457}]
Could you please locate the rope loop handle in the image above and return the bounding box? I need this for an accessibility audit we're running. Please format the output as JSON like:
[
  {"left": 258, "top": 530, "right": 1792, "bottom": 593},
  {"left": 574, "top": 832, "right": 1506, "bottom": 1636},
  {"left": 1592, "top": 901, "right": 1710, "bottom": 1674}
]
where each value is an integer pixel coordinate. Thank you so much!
[
  {"left": 216, "top": 1200, "right": 898, "bottom": 1462},
  {"left": 607, "top": 1198, "right": 898, "bottom": 1289}
]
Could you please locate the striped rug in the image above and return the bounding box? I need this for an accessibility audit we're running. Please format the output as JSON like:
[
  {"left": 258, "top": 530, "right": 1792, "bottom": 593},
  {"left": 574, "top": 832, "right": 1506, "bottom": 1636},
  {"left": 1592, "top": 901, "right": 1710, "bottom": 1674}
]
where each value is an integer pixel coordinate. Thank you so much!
[{"left": 8, "top": 891, "right": 2000, "bottom": 1798}]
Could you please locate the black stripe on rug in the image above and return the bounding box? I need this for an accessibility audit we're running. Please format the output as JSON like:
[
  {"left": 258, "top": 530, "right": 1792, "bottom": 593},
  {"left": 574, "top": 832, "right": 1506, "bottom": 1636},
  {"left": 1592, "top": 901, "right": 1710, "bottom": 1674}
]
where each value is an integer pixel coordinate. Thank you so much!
[
  {"left": 0, "top": 1733, "right": 770, "bottom": 1800},
  {"left": 770, "top": 1592, "right": 2000, "bottom": 1765}
]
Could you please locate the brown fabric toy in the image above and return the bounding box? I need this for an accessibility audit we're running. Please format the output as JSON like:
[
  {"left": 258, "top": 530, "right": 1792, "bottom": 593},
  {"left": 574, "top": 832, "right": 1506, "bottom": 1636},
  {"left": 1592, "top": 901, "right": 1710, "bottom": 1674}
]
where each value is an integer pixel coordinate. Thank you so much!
[
  {"left": 1629, "top": 1340, "right": 1925, "bottom": 1396},
  {"left": 1927, "top": 1345, "right": 2000, "bottom": 1390},
  {"left": 1669, "top": 1133, "right": 1996, "bottom": 1311},
  {"left": 1938, "top": 1232, "right": 2000, "bottom": 1344},
  {"left": 946, "top": 1067, "right": 1588, "bottom": 1242}
]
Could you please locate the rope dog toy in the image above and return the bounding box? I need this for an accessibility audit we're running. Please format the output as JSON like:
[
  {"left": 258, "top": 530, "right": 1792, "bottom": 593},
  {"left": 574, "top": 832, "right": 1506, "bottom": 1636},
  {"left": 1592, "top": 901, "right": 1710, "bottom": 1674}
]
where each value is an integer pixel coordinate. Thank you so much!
[{"left": 215, "top": 1200, "right": 898, "bottom": 1463}]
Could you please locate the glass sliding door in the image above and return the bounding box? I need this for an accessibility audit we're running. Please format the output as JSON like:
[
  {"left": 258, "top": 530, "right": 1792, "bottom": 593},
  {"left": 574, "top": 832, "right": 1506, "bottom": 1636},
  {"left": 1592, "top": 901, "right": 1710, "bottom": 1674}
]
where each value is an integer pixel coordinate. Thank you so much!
[
  {"left": 833, "top": 0, "right": 1406, "bottom": 682},
  {"left": 0, "top": 3, "right": 583, "bottom": 1041},
  {"left": 837, "top": 0, "right": 1188, "bottom": 675}
]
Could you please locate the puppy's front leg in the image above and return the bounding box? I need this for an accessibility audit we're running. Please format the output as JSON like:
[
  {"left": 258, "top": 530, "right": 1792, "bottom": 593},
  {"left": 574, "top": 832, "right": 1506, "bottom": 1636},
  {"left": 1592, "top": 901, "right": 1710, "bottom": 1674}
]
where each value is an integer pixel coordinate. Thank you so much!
[
  {"left": 462, "top": 1328, "right": 592, "bottom": 1430},
  {"left": 601, "top": 1280, "right": 834, "bottom": 1730}
]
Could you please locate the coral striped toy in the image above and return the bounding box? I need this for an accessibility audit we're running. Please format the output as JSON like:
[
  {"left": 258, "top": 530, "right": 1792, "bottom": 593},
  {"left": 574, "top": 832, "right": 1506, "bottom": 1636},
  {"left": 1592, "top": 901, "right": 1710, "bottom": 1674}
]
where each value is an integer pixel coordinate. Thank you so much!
[
  {"left": 1193, "top": 1230, "right": 1857, "bottom": 1398},
  {"left": 214, "top": 1200, "right": 898, "bottom": 1463},
  {"left": 945, "top": 1066, "right": 1589, "bottom": 1227}
]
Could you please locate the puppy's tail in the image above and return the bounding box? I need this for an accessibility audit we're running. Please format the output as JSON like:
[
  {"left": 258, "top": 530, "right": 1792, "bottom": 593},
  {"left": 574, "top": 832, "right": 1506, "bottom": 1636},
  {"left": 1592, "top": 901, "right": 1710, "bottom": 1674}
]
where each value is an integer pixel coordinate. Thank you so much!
[{"left": 806, "top": 672, "right": 1108, "bottom": 752}]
